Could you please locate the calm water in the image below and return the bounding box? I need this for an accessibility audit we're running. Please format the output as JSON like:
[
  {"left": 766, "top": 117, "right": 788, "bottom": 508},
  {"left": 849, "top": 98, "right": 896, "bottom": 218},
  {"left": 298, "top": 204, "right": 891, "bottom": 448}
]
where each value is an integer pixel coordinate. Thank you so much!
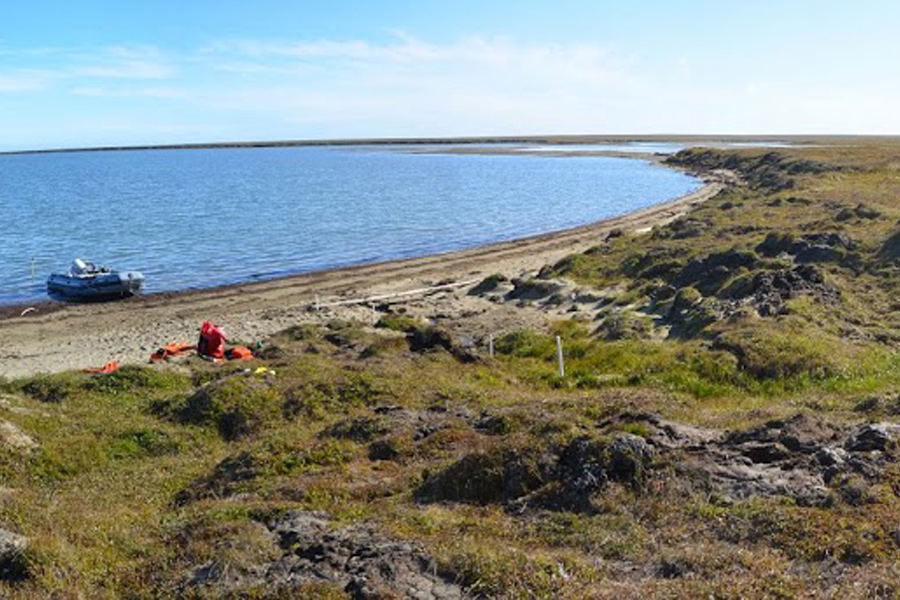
[{"left": 0, "top": 146, "right": 700, "bottom": 304}]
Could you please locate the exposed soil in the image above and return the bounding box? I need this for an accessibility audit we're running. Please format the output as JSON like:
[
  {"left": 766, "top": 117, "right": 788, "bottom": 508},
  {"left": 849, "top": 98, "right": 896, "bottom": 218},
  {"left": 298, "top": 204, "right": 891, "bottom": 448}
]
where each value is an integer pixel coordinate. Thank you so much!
[
  {"left": 603, "top": 413, "right": 900, "bottom": 507},
  {"left": 181, "top": 511, "right": 464, "bottom": 599},
  {"left": 415, "top": 411, "right": 900, "bottom": 513}
]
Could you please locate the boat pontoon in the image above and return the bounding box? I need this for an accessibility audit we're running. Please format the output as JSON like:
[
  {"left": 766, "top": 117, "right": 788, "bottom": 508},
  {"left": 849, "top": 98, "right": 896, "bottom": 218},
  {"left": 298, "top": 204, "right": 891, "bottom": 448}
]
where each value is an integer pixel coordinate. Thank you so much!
[{"left": 46, "top": 258, "right": 144, "bottom": 301}]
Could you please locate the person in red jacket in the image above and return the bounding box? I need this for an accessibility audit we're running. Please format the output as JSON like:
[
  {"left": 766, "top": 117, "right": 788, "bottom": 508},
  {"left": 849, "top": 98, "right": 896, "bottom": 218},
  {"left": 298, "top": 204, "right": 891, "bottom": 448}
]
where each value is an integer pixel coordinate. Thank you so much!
[{"left": 197, "top": 321, "right": 227, "bottom": 359}]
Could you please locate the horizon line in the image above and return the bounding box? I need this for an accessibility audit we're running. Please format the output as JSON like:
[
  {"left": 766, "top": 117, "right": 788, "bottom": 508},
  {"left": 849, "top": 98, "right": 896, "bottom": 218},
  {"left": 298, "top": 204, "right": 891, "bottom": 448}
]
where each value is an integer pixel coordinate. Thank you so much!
[{"left": 3, "top": 133, "right": 898, "bottom": 156}]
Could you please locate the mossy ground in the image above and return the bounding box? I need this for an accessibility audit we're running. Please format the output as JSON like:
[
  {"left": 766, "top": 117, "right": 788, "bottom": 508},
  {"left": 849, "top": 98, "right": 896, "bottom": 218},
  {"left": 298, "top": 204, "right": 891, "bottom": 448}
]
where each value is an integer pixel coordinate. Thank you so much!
[{"left": 4, "top": 143, "right": 900, "bottom": 597}]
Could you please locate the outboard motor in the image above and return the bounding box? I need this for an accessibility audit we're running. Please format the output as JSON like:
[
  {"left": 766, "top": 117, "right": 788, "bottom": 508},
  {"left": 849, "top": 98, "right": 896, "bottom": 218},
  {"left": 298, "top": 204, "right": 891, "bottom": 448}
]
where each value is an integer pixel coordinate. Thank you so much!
[{"left": 72, "top": 258, "right": 89, "bottom": 275}]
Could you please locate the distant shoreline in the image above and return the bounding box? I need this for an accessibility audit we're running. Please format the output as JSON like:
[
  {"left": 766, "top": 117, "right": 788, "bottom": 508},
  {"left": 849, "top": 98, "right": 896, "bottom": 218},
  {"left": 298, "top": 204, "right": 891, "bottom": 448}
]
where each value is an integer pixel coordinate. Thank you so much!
[{"left": 0, "top": 133, "right": 885, "bottom": 156}]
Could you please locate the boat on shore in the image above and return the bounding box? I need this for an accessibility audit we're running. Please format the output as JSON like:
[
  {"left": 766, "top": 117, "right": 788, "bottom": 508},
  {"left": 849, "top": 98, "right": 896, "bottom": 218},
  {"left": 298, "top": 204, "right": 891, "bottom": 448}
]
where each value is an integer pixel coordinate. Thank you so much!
[{"left": 46, "top": 259, "right": 144, "bottom": 301}]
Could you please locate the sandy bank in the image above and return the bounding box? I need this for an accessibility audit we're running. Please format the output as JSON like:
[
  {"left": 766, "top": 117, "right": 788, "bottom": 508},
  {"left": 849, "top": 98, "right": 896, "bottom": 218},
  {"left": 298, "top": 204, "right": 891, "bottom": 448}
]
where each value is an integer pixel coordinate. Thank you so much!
[{"left": 0, "top": 176, "right": 725, "bottom": 379}]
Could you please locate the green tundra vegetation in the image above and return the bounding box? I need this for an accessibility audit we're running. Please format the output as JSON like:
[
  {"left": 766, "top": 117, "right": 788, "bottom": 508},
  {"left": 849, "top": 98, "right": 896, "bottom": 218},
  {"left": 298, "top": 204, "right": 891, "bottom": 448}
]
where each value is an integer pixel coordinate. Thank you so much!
[{"left": 4, "top": 143, "right": 900, "bottom": 597}]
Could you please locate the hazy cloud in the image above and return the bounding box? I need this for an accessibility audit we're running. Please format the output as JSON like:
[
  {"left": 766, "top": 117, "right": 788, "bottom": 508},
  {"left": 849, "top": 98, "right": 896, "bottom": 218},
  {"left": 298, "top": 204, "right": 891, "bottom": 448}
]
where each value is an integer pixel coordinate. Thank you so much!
[
  {"left": 70, "top": 45, "right": 176, "bottom": 79},
  {"left": 70, "top": 85, "right": 189, "bottom": 99},
  {"left": 195, "top": 34, "right": 639, "bottom": 135},
  {"left": 0, "top": 69, "right": 53, "bottom": 92},
  {"left": 204, "top": 34, "right": 631, "bottom": 83}
]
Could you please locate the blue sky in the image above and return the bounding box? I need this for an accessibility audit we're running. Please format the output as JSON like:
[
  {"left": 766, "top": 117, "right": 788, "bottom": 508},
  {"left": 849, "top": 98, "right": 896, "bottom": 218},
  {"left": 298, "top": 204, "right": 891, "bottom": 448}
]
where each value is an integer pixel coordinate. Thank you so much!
[{"left": 0, "top": 1, "right": 898, "bottom": 150}]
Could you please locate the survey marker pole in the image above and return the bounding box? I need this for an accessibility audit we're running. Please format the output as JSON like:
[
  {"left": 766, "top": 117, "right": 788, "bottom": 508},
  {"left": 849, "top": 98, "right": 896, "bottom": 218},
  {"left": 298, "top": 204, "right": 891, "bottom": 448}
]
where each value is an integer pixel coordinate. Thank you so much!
[{"left": 556, "top": 335, "right": 565, "bottom": 378}]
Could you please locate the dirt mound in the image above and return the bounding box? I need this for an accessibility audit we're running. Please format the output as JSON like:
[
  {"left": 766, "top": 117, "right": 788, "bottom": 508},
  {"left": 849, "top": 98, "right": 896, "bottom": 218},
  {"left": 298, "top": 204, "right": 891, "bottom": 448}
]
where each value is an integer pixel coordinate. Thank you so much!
[
  {"left": 756, "top": 231, "right": 857, "bottom": 264},
  {"left": 835, "top": 202, "right": 881, "bottom": 222},
  {"left": 674, "top": 249, "right": 760, "bottom": 294},
  {"left": 667, "top": 150, "right": 834, "bottom": 193},
  {"left": 417, "top": 445, "right": 553, "bottom": 505},
  {"left": 321, "top": 416, "right": 390, "bottom": 442},
  {"left": 652, "top": 216, "right": 711, "bottom": 240},
  {"left": 178, "top": 405, "right": 479, "bottom": 505},
  {"left": 720, "top": 265, "right": 840, "bottom": 316},
  {"left": 623, "top": 413, "right": 900, "bottom": 506},
  {"left": 467, "top": 273, "right": 510, "bottom": 296},
  {"left": 0, "top": 528, "right": 28, "bottom": 582},
  {"left": 596, "top": 313, "right": 654, "bottom": 341},
  {"left": 270, "top": 512, "right": 463, "bottom": 599},
  {"left": 844, "top": 422, "right": 900, "bottom": 452},
  {"left": 878, "top": 227, "right": 900, "bottom": 262},
  {"left": 539, "top": 434, "right": 654, "bottom": 512},
  {"left": 504, "top": 278, "right": 566, "bottom": 301},
  {"left": 173, "top": 451, "right": 260, "bottom": 506},
  {"left": 417, "top": 410, "right": 900, "bottom": 510},
  {"left": 182, "top": 511, "right": 464, "bottom": 599},
  {"left": 597, "top": 413, "right": 717, "bottom": 449},
  {"left": 418, "top": 433, "right": 654, "bottom": 513},
  {"left": 723, "top": 413, "right": 843, "bottom": 451},
  {"left": 155, "top": 375, "right": 280, "bottom": 441},
  {"left": 656, "top": 261, "right": 841, "bottom": 338},
  {"left": 408, "top": 326, "right": 480, "bottom": 363}
]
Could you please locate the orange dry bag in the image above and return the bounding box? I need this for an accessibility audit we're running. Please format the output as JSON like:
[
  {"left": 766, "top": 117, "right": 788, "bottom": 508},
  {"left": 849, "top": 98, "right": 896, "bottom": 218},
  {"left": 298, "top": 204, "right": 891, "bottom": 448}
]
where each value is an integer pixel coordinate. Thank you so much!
[
  {"left": 226, "top": 347, "right": 254, "bottom": 360},
  {"left": 198, "top": 321, "right": 227, "bottom": 359}
]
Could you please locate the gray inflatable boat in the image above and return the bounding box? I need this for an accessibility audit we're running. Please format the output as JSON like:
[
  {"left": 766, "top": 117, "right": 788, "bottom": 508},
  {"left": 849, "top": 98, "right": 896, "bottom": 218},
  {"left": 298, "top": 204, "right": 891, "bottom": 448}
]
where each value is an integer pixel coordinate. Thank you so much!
[{"left": 47, "top": 259, "right": 144, "bottom": 301}]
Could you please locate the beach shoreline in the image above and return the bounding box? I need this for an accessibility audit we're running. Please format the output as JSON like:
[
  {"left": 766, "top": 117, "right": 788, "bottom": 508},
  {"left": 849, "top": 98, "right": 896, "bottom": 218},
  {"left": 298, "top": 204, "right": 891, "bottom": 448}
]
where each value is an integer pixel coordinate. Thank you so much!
[{"left": 0, "top": 171, "right": 726, "bottom": 379}]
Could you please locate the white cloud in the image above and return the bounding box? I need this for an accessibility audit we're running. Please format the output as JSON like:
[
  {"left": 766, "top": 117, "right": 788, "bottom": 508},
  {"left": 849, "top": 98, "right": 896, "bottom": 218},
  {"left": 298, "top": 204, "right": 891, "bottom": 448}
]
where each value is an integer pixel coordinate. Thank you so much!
[
  {"left": 73, "top": 62, "right": 173, "bottom": 79},
  {"left": 0, "top": 70, "right": 52, "bottom": 92},
  {"left": 205, "top": 34, "right": 630, "bottom": 83},
  {"left": 70, "top": 86, "right": 189, "bottom": 99},
  {"left": 211, "top": 60, "right": 320, "bottom": 76},
  {"left": 195, "top": 34, "right": 639, "bottom": 136},
  {"left": 71, "top": 45, "right": 175, "bottom": 79},
  {"left": 0, "top": 44, "right": 176, "bottom": 98}
]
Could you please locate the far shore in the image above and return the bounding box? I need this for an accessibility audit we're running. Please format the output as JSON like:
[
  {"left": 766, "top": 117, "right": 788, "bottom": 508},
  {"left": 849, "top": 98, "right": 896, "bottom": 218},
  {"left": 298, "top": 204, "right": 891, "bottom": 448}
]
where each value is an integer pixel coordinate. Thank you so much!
[
  {"left": 0, "top": 172, "right": 726, "bottom": 379},
  {"left": 0, "top": 133, "right": 885, "bottom": 157}
]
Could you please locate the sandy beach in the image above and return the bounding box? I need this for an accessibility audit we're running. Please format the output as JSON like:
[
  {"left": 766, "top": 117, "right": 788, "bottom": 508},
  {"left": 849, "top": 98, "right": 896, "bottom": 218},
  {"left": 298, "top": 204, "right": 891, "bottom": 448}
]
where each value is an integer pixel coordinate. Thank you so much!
[{"left": 0, "top": 175, "right": 724, "bottom": 379}]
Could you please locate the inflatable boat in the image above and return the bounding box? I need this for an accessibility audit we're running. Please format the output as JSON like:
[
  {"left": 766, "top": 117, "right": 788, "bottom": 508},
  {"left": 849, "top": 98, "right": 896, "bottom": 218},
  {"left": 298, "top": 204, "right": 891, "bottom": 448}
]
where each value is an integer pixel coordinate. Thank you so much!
[{"left": 47, "top": 259, "right": 144, "bottom": 301}]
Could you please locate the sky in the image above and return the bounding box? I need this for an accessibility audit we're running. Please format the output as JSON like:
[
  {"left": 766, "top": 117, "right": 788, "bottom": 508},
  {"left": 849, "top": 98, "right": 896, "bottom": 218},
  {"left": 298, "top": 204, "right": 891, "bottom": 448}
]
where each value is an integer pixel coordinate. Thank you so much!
[{"left": 0, "top": 0, "right": 898, "bottom": 150}]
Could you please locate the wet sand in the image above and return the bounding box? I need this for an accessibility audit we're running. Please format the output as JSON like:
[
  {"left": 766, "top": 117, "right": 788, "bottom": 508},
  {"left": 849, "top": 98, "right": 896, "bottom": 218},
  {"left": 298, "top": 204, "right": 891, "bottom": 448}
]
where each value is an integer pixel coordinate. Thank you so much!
[{"left": 0, "top": 175, "right": 725, "bottom": 379}]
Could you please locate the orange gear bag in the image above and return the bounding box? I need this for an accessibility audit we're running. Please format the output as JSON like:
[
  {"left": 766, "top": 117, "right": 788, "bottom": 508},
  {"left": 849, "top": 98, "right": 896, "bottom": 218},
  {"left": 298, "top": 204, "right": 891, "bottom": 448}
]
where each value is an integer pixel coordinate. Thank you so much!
[{"left": 226, "top": 347, "right": 254, "bottom": 360}]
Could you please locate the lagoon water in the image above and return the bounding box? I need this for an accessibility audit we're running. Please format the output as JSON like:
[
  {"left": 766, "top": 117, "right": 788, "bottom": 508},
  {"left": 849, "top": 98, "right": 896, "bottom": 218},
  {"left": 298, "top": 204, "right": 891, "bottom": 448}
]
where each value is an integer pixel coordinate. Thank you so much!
[{"left": 0, "top": 145, "right": 700, "bottom": 305}]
